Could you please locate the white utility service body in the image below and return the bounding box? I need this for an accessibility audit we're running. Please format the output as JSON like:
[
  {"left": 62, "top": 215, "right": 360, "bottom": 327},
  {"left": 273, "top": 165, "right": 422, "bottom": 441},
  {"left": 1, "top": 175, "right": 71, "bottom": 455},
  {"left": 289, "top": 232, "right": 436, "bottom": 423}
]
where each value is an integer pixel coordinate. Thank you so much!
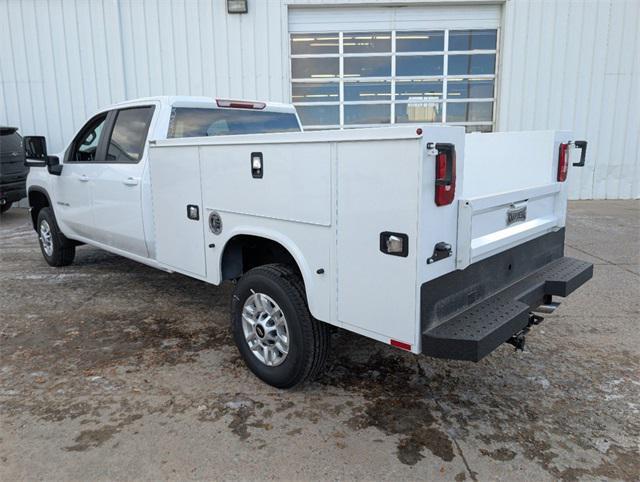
[
  {"left": 148, "top": 126, "right": 583, "bottom": 355},
  {"left": 24, "top": 96, "right": 592, "bottom": 387}
]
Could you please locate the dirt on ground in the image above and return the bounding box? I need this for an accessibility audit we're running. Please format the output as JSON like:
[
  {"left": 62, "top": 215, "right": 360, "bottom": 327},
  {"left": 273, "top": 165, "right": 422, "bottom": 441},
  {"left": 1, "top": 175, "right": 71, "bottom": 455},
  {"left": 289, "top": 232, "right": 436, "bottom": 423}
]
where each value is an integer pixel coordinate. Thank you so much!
[{"left": 1, "top": 201, "right": 639, "bottom": 481}]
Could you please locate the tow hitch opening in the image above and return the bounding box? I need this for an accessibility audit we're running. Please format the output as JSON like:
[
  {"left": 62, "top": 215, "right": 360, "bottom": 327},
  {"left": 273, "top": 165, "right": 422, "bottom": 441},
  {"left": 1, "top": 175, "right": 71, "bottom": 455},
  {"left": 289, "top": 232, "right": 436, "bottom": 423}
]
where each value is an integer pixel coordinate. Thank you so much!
[{"left": 507, "top": 313, "right": 544, "bottom": 352}]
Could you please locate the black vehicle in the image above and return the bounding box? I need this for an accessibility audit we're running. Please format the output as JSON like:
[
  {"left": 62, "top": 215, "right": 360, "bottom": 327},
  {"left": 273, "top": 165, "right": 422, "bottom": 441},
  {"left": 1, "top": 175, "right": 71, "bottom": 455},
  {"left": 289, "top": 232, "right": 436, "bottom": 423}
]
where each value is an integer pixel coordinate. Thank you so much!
[{"left": 0, "top": 127, "right": 28, "bottom": 213}]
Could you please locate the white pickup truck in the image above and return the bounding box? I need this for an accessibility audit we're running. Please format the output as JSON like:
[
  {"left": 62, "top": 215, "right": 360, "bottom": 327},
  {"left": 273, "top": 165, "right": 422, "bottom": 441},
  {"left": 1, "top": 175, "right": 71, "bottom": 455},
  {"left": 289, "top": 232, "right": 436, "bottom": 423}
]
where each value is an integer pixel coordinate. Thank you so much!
[{"left": 24, "top": 96, "right": 592, "bottom": 388}]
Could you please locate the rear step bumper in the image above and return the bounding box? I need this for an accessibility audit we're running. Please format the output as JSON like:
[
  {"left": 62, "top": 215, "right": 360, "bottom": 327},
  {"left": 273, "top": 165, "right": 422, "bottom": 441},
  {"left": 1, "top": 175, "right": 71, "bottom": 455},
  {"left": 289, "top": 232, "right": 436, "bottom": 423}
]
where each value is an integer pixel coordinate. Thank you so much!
[{"left": 422, "top": 256, "right": 593, "bottom": 361}]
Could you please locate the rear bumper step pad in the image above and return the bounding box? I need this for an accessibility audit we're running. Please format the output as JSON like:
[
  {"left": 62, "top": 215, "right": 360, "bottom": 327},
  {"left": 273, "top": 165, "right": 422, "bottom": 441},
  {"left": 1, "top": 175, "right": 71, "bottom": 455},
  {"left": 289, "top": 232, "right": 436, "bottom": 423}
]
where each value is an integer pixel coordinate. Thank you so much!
[{"left": 422, "top": 256, "right": 593, "bottom": 362}]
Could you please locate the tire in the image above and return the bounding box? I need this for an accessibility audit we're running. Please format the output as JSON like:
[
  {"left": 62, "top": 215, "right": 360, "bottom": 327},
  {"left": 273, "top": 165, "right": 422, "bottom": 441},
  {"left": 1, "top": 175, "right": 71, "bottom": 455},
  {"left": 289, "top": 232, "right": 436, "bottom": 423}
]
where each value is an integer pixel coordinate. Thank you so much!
[
  {"left": 36, "top": 207, "right": 75, "bottom": 267},
  {"left": 230, "top": 263, "right": 330, "bottom": 388},
  {"left": 0, "top": 202, "right": 12, "bottom": 214}
]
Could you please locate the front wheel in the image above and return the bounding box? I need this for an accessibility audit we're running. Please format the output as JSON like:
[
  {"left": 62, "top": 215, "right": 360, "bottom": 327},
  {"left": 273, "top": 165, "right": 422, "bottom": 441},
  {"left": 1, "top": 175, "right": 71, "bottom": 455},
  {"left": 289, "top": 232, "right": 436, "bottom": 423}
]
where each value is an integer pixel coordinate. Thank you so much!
[
  {"left": 230, "top": 264, "right": 330, "bottom": 388},
  {"left": 0, "top": 201, "right": 12, "bottom": 214},
  {"left": 37, "top": 207, "right": 75, "bottom": 267}
]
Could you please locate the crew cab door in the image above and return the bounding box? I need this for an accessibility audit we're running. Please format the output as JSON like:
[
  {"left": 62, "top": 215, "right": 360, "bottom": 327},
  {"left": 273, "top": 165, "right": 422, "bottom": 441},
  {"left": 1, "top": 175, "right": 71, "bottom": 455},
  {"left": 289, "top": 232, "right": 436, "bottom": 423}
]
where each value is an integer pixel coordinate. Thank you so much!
[
  {"left": 55, "top": 113, "right": 108, "bottom": 239},
  {"left": 89, "top": 105, "right": 155, "bottom": 257}
]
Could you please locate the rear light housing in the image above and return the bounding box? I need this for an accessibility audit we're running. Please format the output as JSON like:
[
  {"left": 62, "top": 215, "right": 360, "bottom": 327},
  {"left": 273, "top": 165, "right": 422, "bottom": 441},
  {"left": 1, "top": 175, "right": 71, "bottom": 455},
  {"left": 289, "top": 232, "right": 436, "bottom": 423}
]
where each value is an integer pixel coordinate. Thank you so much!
[
  {"left": 434, "top": 143, "right": 456, "bottom": 206},
  {"left": 557, "top": 142, "right": 569, "bottom": 182},
  {"left": 558, "top": 142, "right": 569, "bottom": 182},
  {"left": 216, "top": 99, "right": 266, "bottom": 110}
]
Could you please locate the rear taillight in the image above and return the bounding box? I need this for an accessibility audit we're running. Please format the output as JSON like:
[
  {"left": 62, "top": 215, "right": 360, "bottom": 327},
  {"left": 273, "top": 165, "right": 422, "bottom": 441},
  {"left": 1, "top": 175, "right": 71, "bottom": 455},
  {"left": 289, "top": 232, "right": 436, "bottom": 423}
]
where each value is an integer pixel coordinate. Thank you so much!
[
  {"left": 216, "top": 99, "right": 266, "bottom": 110},
  {"left": 557, "top": 142, "right": 569, "bottom": 182},
  {"left": 434, "top": 143, "right": 456, "bottom": 206}
]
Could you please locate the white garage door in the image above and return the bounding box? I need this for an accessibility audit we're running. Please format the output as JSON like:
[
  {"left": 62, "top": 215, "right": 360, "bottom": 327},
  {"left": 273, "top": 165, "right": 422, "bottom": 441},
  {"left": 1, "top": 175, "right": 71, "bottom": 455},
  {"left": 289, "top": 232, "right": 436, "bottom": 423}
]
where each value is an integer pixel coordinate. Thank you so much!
[{"left": 288, "top": 5, "right": 501, "bottom": 132}]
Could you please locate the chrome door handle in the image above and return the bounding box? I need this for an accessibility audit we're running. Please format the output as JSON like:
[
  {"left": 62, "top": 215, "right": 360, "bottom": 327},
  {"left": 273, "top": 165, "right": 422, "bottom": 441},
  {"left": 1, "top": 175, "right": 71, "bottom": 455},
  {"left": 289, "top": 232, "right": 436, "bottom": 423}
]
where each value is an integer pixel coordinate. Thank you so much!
[
  {"left": 123, "top": 177, "right": 139, "bottom": 186},
  {"left": 79, "top": 175, "right": 89, "bottom": 182}
]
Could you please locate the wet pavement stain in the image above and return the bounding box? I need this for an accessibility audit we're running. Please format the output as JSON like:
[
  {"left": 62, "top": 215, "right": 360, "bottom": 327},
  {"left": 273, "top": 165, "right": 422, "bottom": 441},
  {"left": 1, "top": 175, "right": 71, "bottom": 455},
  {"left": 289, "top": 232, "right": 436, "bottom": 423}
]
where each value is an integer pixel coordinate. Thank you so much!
[
  {"left": 454, "top": 471, "right": 467, "bottom": 481},
  {"left": 321, "top": 347, "right": 459, "bottom": 466},
  {"left": 2, "top": 311, "right": 233, "bottom": 374},
  {"left": 347, "top": 397, "right": 454, "bottom": 465},
  {"left": 479, "top": 447, "right": 516, "bottom": 461},
  {"left": 195, "top": 397, "right": 277, "bottom": 442},
  {"left": 65, "top": 414, "right": 143, "bottom": 452}
]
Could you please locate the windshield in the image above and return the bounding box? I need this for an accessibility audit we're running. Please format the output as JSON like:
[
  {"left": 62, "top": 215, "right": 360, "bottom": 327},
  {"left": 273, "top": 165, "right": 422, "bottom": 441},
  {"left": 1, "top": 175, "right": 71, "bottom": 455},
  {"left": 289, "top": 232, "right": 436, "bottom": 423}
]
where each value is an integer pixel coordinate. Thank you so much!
[{"left": 167, "top": 108, "right": 301, "bottom": 138}]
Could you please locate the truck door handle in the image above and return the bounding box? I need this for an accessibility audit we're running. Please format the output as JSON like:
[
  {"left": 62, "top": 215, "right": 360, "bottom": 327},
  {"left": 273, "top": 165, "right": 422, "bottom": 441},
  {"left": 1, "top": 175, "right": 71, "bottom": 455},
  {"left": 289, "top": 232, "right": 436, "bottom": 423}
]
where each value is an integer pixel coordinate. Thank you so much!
[
  {"left": 123, "top": 177, "right": 139, "bottom": 186},
  {"left": 78, "top": 175, "right": 89, "bottom": 182}
]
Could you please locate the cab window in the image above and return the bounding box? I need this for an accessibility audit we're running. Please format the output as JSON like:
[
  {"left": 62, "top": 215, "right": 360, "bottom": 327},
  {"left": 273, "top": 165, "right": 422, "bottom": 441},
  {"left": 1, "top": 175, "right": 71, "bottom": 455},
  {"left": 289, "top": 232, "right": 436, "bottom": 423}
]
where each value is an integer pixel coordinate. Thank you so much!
[
  {"left": 167, "top": 108, "right": 301, "bottom": 138},
  {"left": 106, "top": 106, "right": 154, "bottom": 163},
  {"left": 70, "top": 114, "right": 107, "bottom": 162}
]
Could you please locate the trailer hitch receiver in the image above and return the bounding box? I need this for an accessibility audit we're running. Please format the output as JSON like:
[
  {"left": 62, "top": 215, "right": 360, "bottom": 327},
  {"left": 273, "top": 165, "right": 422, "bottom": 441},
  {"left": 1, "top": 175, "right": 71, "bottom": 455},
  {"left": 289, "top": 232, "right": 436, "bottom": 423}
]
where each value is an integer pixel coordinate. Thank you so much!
[
  {"left": 507, "top": 331, "right": 527, "bottom": 351},
  {"left": 507, "top": 313, "right": 544, "bottom": 352}
]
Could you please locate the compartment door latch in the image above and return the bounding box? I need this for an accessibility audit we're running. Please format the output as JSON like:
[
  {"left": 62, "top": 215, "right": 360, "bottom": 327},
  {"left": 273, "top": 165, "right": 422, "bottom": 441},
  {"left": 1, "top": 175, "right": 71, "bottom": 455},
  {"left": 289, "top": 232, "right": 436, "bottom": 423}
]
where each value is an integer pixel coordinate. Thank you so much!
[
  {"left": 186, "top": 204, "right": 200, "bottom": 221},
  {"left": 427, "top": 242, "right": 452, "bottom": 264}
]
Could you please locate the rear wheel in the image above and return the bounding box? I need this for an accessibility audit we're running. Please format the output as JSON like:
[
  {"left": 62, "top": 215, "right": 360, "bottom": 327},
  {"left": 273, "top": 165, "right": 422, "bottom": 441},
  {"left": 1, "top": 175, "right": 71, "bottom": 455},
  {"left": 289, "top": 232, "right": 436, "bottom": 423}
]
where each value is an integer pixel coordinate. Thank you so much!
[
  {"left": 0, "top": 202, "right": 12, "bottom": 214},
  {"left": 230, "top": 264, "right": 330, "bottom": 388},
  {"left": 37, "top": 207, "right": 75, "bottom": 267}
]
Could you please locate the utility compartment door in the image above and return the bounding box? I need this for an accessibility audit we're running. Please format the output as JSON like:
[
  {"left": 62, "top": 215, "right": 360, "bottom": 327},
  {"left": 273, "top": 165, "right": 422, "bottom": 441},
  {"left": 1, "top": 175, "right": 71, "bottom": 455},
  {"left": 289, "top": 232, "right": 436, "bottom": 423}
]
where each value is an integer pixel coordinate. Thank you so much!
[
  {"left": 148, "top": 145, "right": 207, "bottom": 278},
  {"left": 336, "top": 139, "right": 420, "bottom": 347},
  {"left": 457, "top": 131, "right": 571, "bottom": 269}
]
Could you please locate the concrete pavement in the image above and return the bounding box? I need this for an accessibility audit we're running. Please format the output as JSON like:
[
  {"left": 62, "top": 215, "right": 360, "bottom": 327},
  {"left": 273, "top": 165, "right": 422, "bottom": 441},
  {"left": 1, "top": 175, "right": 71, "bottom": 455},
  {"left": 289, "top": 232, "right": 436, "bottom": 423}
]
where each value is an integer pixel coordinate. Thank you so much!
[{"left": 1, "top": 201, "right": 638, "bottom": 481}]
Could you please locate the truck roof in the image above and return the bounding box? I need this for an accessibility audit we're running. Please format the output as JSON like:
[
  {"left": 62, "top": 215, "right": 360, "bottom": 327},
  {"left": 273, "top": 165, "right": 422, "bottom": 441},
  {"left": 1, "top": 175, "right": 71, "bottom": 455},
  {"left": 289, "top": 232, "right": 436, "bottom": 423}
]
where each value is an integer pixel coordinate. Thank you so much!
[{"left": 110, "top": 96, "right": 297, "bottom": 114}]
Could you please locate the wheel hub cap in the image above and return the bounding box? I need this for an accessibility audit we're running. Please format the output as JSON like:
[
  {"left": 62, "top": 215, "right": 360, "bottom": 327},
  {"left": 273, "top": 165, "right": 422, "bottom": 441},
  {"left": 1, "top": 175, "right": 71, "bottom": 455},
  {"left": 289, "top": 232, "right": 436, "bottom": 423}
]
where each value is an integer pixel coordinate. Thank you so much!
[
  {"left": 242, "top": 291, "right": 289, "bottom": 367},
  {"left": 39, "top": 220, "right": 54, "bottom": 257}
]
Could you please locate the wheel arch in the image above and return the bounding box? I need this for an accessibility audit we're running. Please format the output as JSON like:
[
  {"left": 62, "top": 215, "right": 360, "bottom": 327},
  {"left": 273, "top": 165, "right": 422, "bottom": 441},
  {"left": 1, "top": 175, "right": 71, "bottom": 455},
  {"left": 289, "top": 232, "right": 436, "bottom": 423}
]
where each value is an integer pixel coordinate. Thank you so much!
[
  {"left": 219, "top": 228, "right": 322, "bottom": 319},
  {"left": 27, "top": 187, "right": 52, "bottom": 230}
]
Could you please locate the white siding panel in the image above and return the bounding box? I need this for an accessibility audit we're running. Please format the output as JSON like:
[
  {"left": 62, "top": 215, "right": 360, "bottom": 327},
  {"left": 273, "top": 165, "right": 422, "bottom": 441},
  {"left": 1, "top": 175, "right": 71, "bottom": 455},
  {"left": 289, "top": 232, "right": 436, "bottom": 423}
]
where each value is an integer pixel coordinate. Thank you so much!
[
  {"left": 1, "top": 0, "right": 637, "bottom": 199},
  {"left": 198, "top": 0, "right": 218, "bottom": 98},
  {"left": 499, "top": 0, "right": 639, "bottom": 199},
  {"left": 253, "top": 0, "right": 270, "bottom": 100}
]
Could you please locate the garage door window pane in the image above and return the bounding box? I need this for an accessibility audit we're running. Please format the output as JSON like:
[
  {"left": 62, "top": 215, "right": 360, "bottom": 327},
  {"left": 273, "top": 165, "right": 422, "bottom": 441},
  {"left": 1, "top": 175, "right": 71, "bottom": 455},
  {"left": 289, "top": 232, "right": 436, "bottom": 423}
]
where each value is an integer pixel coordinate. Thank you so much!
[
  {"left": 446, "top": 102, "right": 493, "bottom": 122},
  {"left": 295, "top": 105, "right": 339, "bottom": 126},
  {"left": 344, "top": 80, "right": 391, "bottom": 101},
  {"left": 396, "top": 102, "right": 442, "bottom": 123},
  {"left": 291, "top": 33, "right": 339, "bottom": 55},
  {"left": 447, "top": 79, "right": 494, "bottom": 99},
  {"left": 397, "top": 55, "right": 444, "bottom": 76},
  {"left": 343, "top": 32, "right": 391, "bottom": 53},
  {"left": 449, "top": 30, "right": 497, "bottom": 51},
  {"left": 448, "top": 54, "right": 496, "bottom": 76},
  {"left": 396, "top": 31, "right": 444, "bottom": 52},
  {"left": 344, "top": 56, "right": 391, "bottom": 77},
  {"left": 292, "top": 57, "right": 339, "bottom": 79},
  {"left": 292, "top": 82, "right": 339, "bottom": 102},
  {"left": 395, "top": 80, "right": 443, "bottom": 100},
  {"left": 344, "top": 104, "right": 390, "bottom": 125}
]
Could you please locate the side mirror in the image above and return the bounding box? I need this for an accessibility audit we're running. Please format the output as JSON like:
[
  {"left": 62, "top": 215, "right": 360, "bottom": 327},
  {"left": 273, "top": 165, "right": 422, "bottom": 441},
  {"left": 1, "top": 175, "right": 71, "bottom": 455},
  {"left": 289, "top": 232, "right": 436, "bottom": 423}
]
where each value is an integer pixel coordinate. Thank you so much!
[
  {"left": 23, "top": 136, "right": 62, "bottom": 175},
  {"left": 24, "top": 136, "right": 48, "bottom": 166}
]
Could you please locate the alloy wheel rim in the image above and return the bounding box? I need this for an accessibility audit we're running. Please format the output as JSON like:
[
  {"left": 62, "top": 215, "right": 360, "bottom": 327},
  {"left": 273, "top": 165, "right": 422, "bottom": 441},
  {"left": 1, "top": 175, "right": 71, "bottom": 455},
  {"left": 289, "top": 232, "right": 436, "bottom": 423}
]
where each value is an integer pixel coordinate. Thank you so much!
[
  {"left": 242, "top": 291, "right": 289, "bottom": 367},
  {"left": 39, "top": 220, "right": 54, "bottom": 257}
]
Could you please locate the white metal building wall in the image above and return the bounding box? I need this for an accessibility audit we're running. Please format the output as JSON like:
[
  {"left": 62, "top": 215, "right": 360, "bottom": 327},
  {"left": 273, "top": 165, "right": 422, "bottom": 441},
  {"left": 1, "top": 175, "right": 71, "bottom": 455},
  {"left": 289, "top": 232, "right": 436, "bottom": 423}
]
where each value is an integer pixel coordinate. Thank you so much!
[
  {"left": 498, "top": 0, "right": 639, "bottom": 199},
  {"left": 0, "top": 0, "right": 638, "bottom": 199},
  {"left": 0, "top": 0, "right": 290, "bottom": 153}
]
